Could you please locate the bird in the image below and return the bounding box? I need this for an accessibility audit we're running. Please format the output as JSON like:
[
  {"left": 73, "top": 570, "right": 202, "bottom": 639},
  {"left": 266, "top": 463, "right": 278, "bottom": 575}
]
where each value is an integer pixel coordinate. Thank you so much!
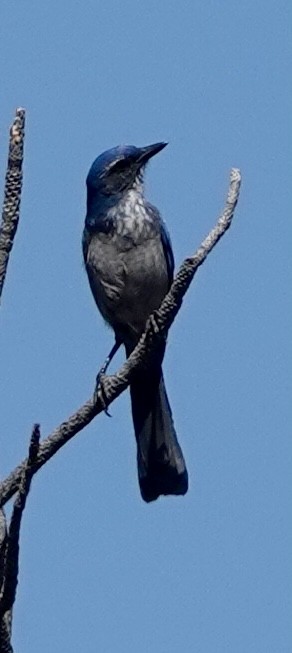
[{"left": 82, "top": 142, "right": 188, "bottom": 502}]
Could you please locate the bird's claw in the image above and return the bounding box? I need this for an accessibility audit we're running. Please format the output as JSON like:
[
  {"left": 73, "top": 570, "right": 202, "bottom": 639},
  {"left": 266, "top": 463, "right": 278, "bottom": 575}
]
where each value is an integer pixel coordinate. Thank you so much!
[
  {"left": 147, "top": 311, "right": 160, "bottom": 336},
  {"left": 95, "top": 372, "right": 112, "bottom": 417}
]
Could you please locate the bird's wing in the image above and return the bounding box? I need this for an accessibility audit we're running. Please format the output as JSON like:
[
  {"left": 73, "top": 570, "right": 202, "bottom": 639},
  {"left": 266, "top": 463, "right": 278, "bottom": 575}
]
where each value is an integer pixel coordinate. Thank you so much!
[
  {"left": 146, "top": 203, "right": 174, "bottom": 286},
  {"left": 160, "top": 221, "right": 174, "bottom": 286}
]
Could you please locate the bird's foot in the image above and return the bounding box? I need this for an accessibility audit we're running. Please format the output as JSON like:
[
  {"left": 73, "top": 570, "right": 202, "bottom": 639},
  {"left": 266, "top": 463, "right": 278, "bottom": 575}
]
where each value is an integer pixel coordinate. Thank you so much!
[
  {"left": 147, "top": 310, "right": 166, "bottom": 343},
  {"left": 94, "top": 340, "right": 121, "bottom": 417},
  {"left": 94, "top": 372, "right": 111, "bottom": 417},
  {"left": 147, "top": 311, "right": 160, "bottom": 336}
]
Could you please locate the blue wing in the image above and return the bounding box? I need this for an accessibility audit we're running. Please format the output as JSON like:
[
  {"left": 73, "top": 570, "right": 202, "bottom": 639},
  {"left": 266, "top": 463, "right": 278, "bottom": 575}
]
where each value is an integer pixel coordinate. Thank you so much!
[
  {"left": 146, "top": 202, "right": 174, "bottom": 286},
  {"left": 160, "top": 220, "right": 174, "bottom": 286}
]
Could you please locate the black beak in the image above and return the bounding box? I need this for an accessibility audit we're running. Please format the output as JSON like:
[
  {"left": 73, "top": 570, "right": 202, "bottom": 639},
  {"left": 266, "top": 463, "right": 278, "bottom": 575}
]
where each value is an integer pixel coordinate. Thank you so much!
[{"left": 137, "top": 142, "right": 168, "bottom": 164}]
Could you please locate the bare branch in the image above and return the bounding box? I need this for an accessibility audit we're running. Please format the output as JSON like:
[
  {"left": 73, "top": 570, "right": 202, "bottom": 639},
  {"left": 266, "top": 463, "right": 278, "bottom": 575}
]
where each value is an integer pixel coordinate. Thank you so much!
[
  {"left": 0, "top": 108, "right": 25, "bottom": 302},
  {"left": 0, "top": 512, "right": 8, "bottom": 620},
  {"left": 0, "top": 511, "right": 7, "bottom": 583},
  {"left": 0, "top": 168, "right": 241, "bottom": 508},
  {"left": 0, "top": 425, "right": 40, "bottom": 621},
  {"left": 0, "top": 426, "right": 39, "bottom": 653},
  {"left": 0, "top": 510, "right": 9, "bottom": 646},
  {"left": 0, "top": 621, "right": 13, "bottom": 653}
]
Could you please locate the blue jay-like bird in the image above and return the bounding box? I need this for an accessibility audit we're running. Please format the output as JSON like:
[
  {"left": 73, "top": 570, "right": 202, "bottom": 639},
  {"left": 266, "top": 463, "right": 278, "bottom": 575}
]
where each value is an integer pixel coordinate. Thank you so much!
[{"left": 83, "top": 142, "right": 188, "bottom": 502}]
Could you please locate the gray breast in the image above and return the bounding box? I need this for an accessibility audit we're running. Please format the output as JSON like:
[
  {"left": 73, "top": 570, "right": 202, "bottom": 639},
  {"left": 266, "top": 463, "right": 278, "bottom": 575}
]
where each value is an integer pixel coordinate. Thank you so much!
[{"left": 85, "top": 203, "right": 169, "bottom": 342}]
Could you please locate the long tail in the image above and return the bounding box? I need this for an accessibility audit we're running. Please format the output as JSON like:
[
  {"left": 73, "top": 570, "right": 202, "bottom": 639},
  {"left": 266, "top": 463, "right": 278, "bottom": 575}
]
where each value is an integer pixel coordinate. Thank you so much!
[{"left": 127, "top": 346, "right": 188, "bottom": 502}]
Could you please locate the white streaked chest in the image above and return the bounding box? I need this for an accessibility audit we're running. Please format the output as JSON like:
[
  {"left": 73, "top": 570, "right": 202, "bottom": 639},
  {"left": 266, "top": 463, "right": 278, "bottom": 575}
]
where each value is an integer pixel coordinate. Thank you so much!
[{"left": 108, "top": 189, "right": 154, "bottom": 238}]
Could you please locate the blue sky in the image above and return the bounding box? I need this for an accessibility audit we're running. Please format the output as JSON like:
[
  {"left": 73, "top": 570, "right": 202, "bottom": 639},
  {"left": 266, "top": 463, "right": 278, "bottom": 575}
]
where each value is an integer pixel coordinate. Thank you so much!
[{"left": 1, "top": 2, "right": 291, "bottom": 651}]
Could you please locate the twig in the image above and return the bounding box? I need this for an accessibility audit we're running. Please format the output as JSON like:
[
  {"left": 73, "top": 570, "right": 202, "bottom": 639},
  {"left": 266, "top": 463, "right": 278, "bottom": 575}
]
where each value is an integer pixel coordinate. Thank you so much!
[
  {"left": 0, "top": 511, "right": 7, "bottom": 588},
  {"left": 0, "top": 425, "right": 40, "bottom": 624},
  {"left": 0, "top": 621, "right": 13, "bottom": 653},
  {"left": 0, "top": 511, "right": 8, "bottom": 640},
  {"left": 0, "top": 168, "right": 241, "bottom": 508},
  {"left": 0, "top": 108, "right": 25, "bottom": 302}
]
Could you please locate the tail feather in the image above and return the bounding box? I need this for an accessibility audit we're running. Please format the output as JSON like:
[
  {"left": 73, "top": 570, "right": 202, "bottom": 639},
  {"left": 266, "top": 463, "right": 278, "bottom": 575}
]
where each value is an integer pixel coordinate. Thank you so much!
[{"left": 129, "top": 357, "right": 188, "bottom": 502}]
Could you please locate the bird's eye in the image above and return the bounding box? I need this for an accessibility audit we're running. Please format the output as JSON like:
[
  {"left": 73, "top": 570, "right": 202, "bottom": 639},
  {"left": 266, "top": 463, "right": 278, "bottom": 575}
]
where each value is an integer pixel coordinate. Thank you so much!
[{"left": 108, "top": 159, "right": 129, "bottom": 174}]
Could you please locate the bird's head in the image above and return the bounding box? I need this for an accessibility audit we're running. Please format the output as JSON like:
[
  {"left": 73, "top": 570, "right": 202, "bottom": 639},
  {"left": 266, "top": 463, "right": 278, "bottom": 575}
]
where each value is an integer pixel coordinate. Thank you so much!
[{"left": 86, "top": 142, "right": 167, "bottom": 198}]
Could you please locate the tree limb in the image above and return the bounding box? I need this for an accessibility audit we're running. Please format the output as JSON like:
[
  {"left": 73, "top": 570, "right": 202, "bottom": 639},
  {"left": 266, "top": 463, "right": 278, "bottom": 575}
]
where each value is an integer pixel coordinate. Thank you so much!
[
  {"left": 0, "top": 426, "right": 40, "bottom": 652},
  {"left": 0, "top": 108, "right": 25, "bottom": 302},
  {"left": 0, "top": 511, "right": 7, "bottom": 598},
  {"left": 0, "top": 425, "right": 40, "bottom": 615},
  {"left": 0, "top": 168, "right": 241, "bottom": 508}
]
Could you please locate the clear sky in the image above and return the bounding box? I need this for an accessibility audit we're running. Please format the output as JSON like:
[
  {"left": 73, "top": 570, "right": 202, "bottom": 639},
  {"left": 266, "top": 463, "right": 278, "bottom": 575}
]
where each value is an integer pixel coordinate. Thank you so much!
[{"left": 1, "top": 2, "right": 291, "bottom": 651}]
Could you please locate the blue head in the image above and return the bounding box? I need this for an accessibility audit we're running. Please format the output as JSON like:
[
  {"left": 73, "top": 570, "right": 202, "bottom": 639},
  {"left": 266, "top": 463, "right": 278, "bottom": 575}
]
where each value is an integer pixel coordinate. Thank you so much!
[{"left": 86, "top": 142, "right": 167, "bottom": 215}]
